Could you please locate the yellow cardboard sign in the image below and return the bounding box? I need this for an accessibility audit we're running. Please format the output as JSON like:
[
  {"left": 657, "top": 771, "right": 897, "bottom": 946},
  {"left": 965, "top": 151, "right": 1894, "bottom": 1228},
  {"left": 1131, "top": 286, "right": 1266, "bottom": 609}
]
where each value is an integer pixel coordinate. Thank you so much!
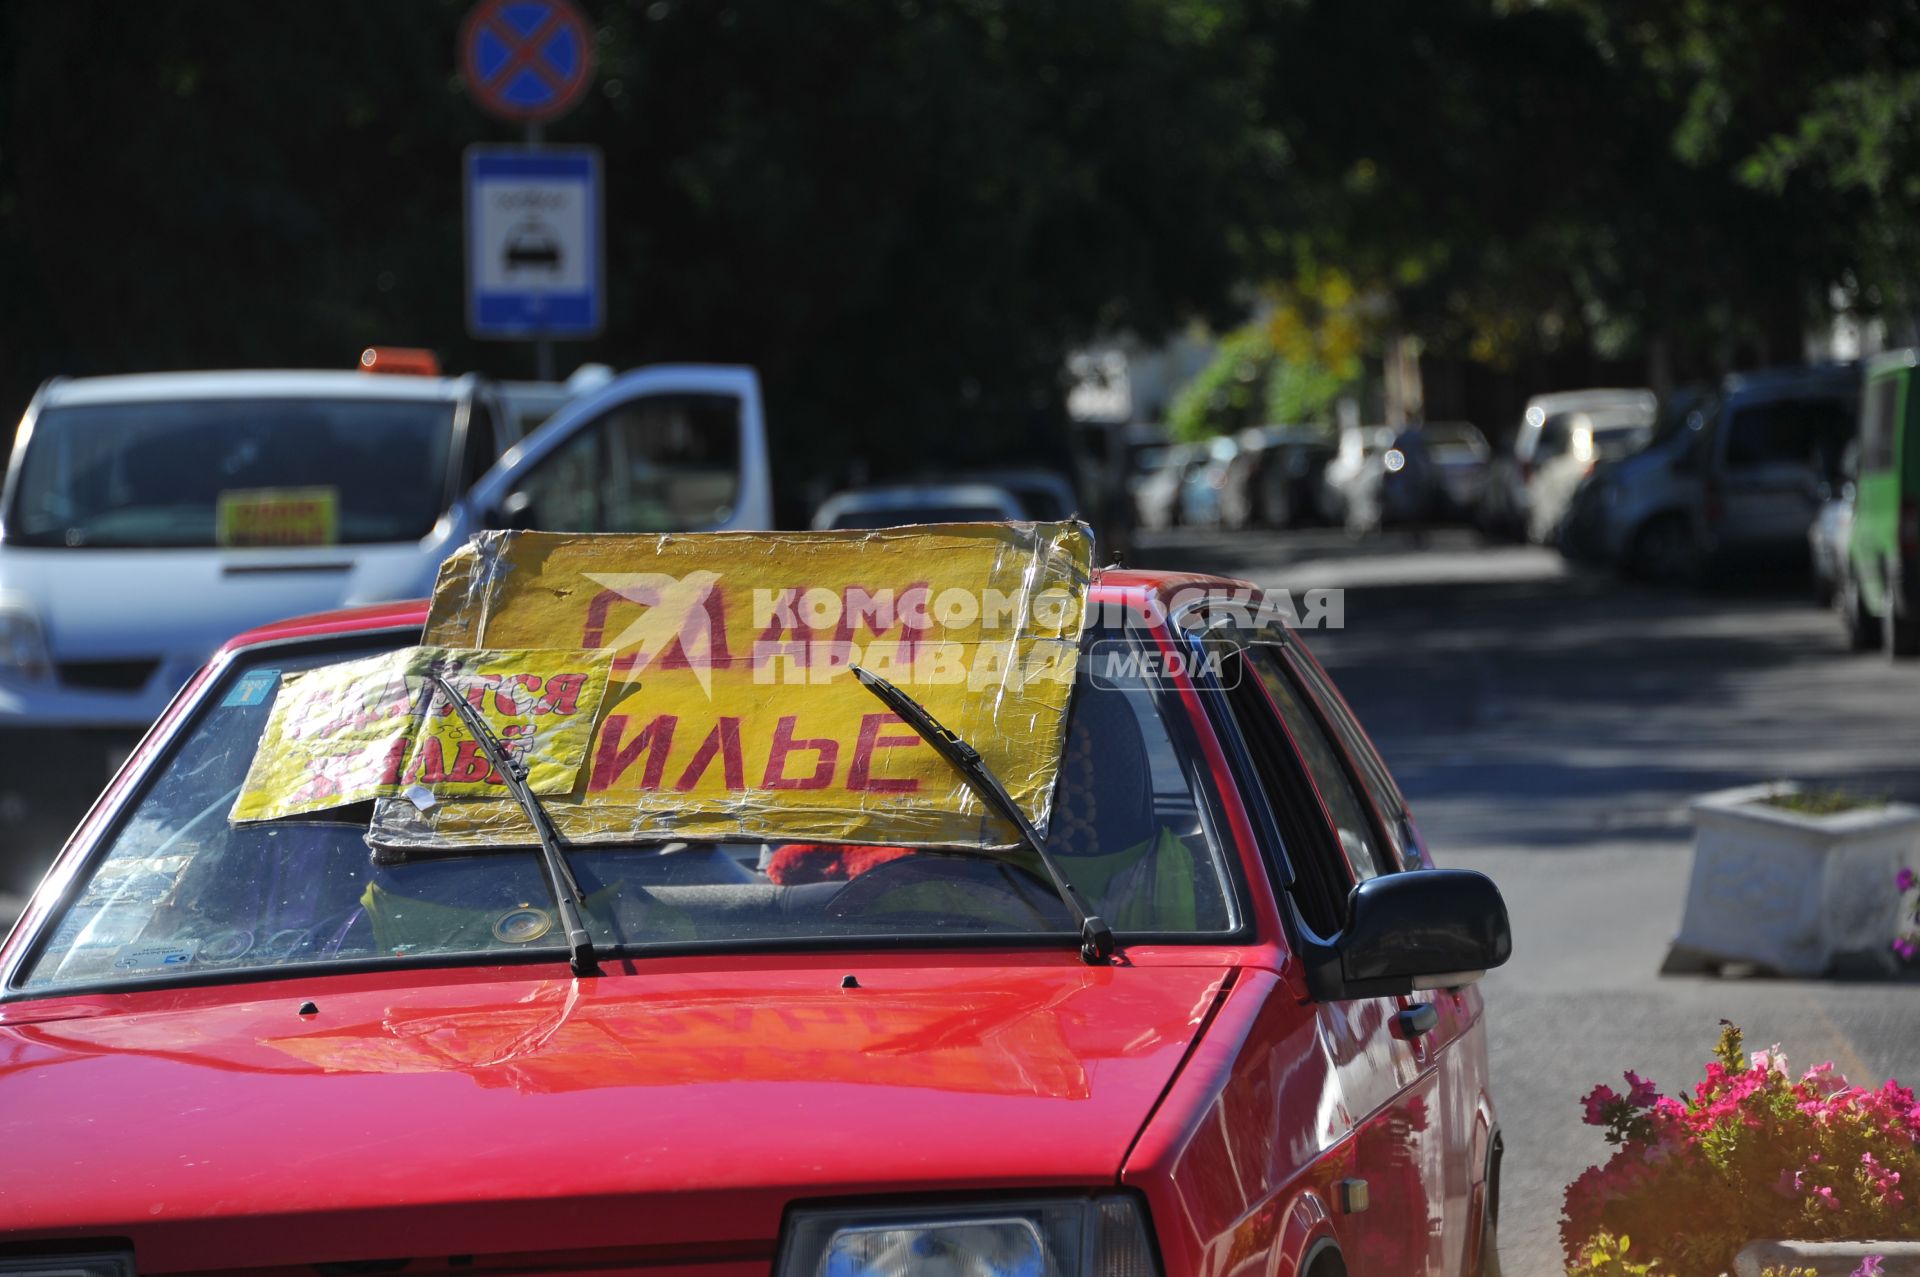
[
  {"left": 216, "top": 486, "right": 340, "bottom": 547},
  {"left": 368, "top": 524, "right": 1092, "bottom": 851},
  {"left": 231, "top": 646, "right": 613, "bottom": 822}
]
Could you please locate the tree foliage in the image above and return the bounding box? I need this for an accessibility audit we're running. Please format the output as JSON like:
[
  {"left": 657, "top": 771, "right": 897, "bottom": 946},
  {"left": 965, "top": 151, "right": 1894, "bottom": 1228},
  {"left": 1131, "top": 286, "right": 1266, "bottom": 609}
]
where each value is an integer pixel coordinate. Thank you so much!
[
  {"left": 0, "top": 0, "right": 1276, "bottom": 511},
  {"left": 4, "top": 0, "right": 1920, "bottom": 484}
]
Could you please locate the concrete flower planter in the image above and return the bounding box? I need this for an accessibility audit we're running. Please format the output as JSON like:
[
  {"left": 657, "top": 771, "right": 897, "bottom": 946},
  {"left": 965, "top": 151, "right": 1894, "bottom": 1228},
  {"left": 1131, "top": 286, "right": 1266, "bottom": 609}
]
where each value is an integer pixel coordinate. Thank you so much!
[
  {"left": 1664, "top": 781, "right": 1920, "bottom": 978},
  {"left": 1734, "top": 1240, "right": 1920, "bottom": 1275}
]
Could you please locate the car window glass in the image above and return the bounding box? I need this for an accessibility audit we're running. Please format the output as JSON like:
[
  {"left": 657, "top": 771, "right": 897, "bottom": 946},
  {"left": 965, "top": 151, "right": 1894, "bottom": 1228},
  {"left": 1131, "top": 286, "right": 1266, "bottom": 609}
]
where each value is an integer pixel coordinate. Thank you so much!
[
  {"left": 1535, "top": 413, "right": 1572, "bottom": 459},
  {"left": 460, "top": 401, "right": 502, "bottom": 491},
  {"left": 1864, "top": 377, "right": 1899, "bottom": 472},
  {"left": 1723, "top": 396, "right": 1857, "bottom": 473},
  {"left": 1244, "top": 646, "right": 1392, "bottom": 882},
  {"left": 12, "top": 399, "right": 456, "bottom": 548},
  {"left": 1214, "top": 644, "right": 1345, "bottom": 936},
  {"left": 17, "top": 628, "right": 1237, "bottom": 994},
  {"left": 1286, "top": 650, "right": 1409, "bottom": 867},
  {"left": 511, "top": 393, "right": 742, "bottom": 533}
]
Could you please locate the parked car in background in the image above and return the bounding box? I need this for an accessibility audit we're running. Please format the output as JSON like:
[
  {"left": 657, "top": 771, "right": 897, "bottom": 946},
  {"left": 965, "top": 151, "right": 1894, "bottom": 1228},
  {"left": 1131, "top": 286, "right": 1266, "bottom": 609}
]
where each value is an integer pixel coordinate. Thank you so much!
[
  {"left": 1526, "top": 408, "right": 1658, "bottom": 545},
  {"left": 1569, "top": 364, "right": 1856, "bottom": 583},
  {"left": 1220, "top": 425, "right": 1336, "bottom": 529},
  {"left": 1132, "top": 442, "right": 1192, "bottom": 531},
  {"left": 1479, "top": 388, "right": 1656, "bottom": 542},
  {"left": 0, "top": 553, "right": 1512, "bottom": 1277},
  {"left": 1317, "top": 424, "right": 1395, "bottom": 528},
  {"left": 1178, "top": 435, "right": 1238, "bottom": 528},
  {"left": 957, "top": 468, "right": 1081, "bottom": 521},
  {"left": 0, "top": 359, "right": 771, "bottom": 891},
  {"left": 1840, "top": 349, "right": 1920, "bottom": 655},
  {"left": 811, "top": 482, "right": 1025, "bottom": 528},
  {"left": 1423, "top": 421, "right": 1493, "bottom": 521}
]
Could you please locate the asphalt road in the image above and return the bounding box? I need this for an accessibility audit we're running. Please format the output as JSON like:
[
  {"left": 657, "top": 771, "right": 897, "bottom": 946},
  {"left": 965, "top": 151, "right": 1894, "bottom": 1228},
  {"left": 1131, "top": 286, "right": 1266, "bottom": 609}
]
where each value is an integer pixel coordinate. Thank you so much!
[{"left": 1136, "top": 526, "right": 1920, "bottom": 1276}]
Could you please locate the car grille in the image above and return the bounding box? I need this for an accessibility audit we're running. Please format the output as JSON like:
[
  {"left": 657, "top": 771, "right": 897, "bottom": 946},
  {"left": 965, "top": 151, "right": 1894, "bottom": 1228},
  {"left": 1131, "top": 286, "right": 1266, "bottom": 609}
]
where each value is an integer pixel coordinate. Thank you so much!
[{"left": 56, "top": 659, "right": 160, "bottom": 692}]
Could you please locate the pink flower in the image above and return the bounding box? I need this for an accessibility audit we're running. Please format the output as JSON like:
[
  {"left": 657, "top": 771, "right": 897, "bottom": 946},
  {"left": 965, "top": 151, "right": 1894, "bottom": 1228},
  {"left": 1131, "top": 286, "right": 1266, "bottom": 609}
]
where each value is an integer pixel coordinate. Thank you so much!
[
  {"left": 1582, "top": 1084, "right": 1620, "bottom": 1125},
  {"left": 1895, "top": 937, "right": 1918, "bottom": 962},
  {"left": 1800, "top": 1061, "right": 1852, "bottom": 1098},
  {"left": 1812, "top": 1184, "right": 1841, "bottom": 1210},
  {"left": 1853, "top": 1257, "right": 1884, "bottom": 1277},
  {"left": 1752, "top": 1046, "right": 1788, "bottom": 1075},
  {"left": 1775, "top": 1167, "right": 1806, "bottom": 1197},
  {"left": 1898, "top": 868, "right": 1917, "bottom": 892},
  {"left": 1624, "top": 1070, "right": 1659, "bottom": 1108}
]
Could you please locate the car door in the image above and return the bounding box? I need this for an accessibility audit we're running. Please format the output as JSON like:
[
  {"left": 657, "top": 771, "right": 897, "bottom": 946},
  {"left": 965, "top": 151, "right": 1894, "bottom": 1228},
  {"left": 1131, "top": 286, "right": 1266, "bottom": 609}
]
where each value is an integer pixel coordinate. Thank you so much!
[
  {"left": 412, "top": 367, "right": 771, "bottom": 597},
  {"left": 1206, "top": 626, "right": 1447, "bottom": 1276},
  {"left": 1286, "top": 638, "right": 1487, "bottom": 1275},
  {"left": 1853, "top": 371, "right": 1904, "bottom": 613},
  {"left": 475, "top": 364, "right": 769, "bottom": 532}
]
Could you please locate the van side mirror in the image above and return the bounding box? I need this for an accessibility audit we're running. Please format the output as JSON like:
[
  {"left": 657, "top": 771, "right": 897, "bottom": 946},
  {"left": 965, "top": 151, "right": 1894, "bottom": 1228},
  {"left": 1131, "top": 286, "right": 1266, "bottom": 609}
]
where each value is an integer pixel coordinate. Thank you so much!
[{"left": 1298, "top": 869, "right": 1512, "bottom": 1001}]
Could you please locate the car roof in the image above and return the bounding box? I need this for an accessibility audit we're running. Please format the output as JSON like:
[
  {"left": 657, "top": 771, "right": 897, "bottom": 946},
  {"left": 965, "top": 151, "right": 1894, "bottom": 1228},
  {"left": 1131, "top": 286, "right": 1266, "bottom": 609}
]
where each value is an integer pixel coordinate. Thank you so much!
[
  {"left": 216, "top": 567, "right": 1266, "bottom": 655},
  {"left": 1722, "top": 362, "right": 1859, "bottom": 400},
  {"left": 43, "top": 370, "right": 471, "bottom": 407},
  {"left": 1525, "top": 388, "right": 1656, "bottom": 414},
  {"left": 813, "top": 484, "right": 1028, "bottom": 526}
]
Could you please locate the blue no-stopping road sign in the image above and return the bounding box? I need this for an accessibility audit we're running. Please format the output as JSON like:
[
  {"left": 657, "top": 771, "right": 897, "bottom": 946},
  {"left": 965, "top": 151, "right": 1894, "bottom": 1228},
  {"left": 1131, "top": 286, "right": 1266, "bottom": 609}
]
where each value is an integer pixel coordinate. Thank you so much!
[
  {"left": 460, "top": 0, "right": 596, "bottom": 124},
  {"left": 464, "top": 145, "right": 604, "bottom": 339}
]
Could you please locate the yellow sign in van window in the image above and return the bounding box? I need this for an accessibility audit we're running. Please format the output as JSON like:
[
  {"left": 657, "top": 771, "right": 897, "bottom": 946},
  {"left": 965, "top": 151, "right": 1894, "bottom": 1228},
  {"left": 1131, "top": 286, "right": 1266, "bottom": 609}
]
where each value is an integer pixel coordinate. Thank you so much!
[
  {"left": 216, "top": 486, "right": 340, "bottom": 547},
  {"left": 367, "top": 524, "right": 1092, "bottom": 852}
]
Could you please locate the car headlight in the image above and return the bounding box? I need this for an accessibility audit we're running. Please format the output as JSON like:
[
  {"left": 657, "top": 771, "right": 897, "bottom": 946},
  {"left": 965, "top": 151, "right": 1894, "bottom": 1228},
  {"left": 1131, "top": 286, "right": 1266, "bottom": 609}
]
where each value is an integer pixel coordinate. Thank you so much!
[
  {"left": 778, "top": 1196, "right": 1158, "bottom": 1277},
  {"left": 0, "top": 603, "right": 51, "bottom": 679}
]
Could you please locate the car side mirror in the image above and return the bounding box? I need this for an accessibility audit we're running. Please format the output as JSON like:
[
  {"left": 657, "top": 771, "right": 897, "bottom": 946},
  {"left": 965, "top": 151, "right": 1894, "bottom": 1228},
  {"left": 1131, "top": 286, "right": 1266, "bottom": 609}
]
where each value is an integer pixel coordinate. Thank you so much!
[{"left": 1299, "top": 869, "right": 1512, "bottom": 1001}]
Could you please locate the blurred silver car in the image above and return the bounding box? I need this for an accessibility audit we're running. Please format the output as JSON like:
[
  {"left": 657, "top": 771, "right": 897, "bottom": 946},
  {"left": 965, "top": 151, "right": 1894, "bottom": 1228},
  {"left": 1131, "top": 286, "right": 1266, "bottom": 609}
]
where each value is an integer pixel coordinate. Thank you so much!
[
  {"left": 1317, "top": 425, "right": 1396, "bottom": 528},
  {"left": 812, "top": 482, "right": 1026, "bottom": 529},
  {"left": 1480, "top": 388, "right": 1656, "bottom": 541},
  {"left": 1423, "top": 421, "right": 1492, "bottom": 519}
]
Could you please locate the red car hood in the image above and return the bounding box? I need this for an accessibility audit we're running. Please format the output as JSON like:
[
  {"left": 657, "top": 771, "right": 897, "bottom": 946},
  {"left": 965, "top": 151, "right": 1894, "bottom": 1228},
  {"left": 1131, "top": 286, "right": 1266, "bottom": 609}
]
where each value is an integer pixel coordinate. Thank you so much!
[{"left": 0, "top": 954, "right": 1230, "bottom": 1271}]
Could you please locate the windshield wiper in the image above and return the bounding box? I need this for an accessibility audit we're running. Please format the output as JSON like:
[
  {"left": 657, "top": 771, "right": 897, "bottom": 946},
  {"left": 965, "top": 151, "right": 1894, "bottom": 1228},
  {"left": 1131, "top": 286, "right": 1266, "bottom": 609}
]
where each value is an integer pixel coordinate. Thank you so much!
[
  {"left": 850, "top": 665, "right": 1115, "bottom": 965},
  {"left": 425, "top": 670, "right": 600, "bottom": 978}
]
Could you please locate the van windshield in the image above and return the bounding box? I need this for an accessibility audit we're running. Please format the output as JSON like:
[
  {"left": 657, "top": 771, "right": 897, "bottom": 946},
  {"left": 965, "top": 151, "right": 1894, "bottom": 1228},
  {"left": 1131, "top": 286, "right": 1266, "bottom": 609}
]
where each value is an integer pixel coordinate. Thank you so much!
[{"left": 9, "top": 398, "right": 456, "bottom": 548}]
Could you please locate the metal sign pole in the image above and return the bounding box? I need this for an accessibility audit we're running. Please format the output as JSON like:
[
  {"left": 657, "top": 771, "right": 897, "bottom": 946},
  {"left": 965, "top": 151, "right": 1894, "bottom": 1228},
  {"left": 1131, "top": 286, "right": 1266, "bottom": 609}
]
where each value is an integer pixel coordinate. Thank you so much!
[
  {"left": 461, "top": 0, "right": 600, "bottom": 374},
  {"left": 526, "top": 119, "right": 556, "bottom": 381}
]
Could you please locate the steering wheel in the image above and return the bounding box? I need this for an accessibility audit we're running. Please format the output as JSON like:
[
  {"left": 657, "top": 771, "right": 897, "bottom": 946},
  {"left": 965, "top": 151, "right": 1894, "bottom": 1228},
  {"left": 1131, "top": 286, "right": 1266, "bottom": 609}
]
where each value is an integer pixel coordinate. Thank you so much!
[{"left": 824, "top": 853, "right": 1071, "bottom": 929}]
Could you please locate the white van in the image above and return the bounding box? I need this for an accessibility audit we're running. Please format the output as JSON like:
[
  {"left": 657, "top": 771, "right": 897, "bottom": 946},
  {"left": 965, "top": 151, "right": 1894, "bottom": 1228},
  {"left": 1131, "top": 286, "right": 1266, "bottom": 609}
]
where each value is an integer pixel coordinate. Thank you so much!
[{"left": 0, "top": 360, "right": 770, "bottom": 876}]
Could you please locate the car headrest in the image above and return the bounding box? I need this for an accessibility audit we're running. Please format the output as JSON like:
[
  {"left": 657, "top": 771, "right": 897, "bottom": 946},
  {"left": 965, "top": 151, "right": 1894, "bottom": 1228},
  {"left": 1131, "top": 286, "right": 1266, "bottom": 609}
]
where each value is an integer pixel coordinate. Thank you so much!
[{"left": 1049, "top": 683, "right": 1153, "bottom": 859}]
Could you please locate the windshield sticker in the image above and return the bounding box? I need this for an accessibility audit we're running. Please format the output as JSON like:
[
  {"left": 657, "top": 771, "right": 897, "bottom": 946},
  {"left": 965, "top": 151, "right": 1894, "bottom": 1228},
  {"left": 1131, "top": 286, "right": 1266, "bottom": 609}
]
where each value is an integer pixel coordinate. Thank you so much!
[
  {"left": 113, "top": 942, "right": 199, "bottom": 971},
  {"left": 223, "top": 667, "right": 281, "bottom": 707},
  {"left": 368, "top": 523, "right": 1091, "bottom": 853},
  {"left": 230, "top": 646, "right": 614, "bottom": 823},
  {"left": 216, "top": 486, "right": 340, "bottom": 548}
]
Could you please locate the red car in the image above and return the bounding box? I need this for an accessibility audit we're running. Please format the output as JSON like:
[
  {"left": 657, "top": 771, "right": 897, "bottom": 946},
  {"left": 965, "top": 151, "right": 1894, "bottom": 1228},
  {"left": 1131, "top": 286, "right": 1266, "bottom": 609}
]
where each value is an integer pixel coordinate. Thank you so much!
[{"left": 0, "top": 570, "right": 1509, "bottom": 1277}]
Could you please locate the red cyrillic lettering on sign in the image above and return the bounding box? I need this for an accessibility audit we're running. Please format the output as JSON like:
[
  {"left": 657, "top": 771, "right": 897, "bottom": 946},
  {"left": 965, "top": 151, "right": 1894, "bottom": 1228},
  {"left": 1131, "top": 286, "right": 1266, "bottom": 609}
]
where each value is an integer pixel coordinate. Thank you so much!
[
  {"left": 848, "top": 713, "right": 922, "bottom": 792},
  {"left": 539, "top": 672, "right": 587, "bottom": 715},
  {"left": 761, "top": 715, "right": 839, "bottom": 790},
  {"left": 591, "top": 713, "right": 678, "bottom": 792},
  {"left": 447, "top": 739, "right": 501, "bottom": 785},
  {"left": 676, "top": 716, "right": 746, "bottom": 792}
]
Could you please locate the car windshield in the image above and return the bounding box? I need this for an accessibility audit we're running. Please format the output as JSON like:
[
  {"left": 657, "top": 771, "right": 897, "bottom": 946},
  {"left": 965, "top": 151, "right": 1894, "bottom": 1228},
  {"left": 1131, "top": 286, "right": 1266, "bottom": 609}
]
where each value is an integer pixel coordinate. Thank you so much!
[
  {"left": 15, "top": 628, "right": 1238, "bottom": 993},
  {"left": 1723, "top": 394, "right": 1858, "bottom": 475},
  {"left": 8, "top": 398, "right": 456, "bottom": 548}
]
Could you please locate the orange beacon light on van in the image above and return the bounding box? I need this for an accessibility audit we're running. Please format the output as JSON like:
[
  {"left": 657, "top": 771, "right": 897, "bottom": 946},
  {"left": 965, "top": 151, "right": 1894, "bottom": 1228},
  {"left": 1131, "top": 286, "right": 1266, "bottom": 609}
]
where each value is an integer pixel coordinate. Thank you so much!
[{"left": 358, "top": 346, "right": 441, "bottom": 376}]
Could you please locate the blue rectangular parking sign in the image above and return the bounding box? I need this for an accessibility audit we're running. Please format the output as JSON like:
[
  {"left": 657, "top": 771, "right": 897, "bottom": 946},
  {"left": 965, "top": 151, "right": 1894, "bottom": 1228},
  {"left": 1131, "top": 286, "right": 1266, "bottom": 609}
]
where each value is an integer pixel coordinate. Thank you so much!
[{"left": 464, "top": 145, "right": 603, "bottom": 338}]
